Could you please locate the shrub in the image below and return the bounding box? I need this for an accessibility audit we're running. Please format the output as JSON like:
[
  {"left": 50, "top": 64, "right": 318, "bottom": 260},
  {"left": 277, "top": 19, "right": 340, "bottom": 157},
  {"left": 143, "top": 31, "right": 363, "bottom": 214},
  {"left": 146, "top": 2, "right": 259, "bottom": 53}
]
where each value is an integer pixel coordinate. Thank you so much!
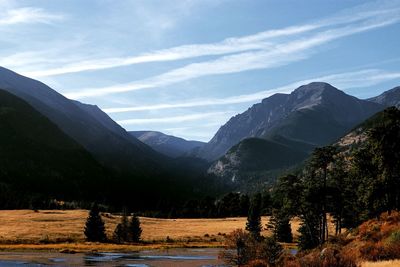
[
  {"left": 298, "top": 245, "right": 358, "bottom": 267},
  {"left": 258, "top": 236, "right": 283, "bottom": 267},
  {"left": 219, "top": 229, "right": 255, "bottom": 266},
  {"left": 247, "top": 259, "right": 269, "bottom": 267},
  {"left": 360, "top": 241, "right": 388, "bottom": 261},
  {"left": 386, "top": 230, "right": 400, "bottom": 245},
  {"left": 279, "top": 252, "right": 301, "bottom": 267}
]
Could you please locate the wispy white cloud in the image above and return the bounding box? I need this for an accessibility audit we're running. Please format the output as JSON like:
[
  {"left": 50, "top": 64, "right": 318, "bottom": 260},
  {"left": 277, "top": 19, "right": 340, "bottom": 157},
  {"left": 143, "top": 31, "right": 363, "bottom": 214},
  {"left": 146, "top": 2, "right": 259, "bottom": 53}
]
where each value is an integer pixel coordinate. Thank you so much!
[
  {"left": 65, "top": 13, "right": 400, "bottom": 99},
  {"left": 103, "top": 69, "right": 400, "bottom": 113},
  {"left": 16, "top": 0, "right": 400, "bottom": 78},
  {"left": 0, "top": 7, "right": 63, "bottom": 26},
  {"left": 117, "top": 111, "right": 232, "bottom": 125}
]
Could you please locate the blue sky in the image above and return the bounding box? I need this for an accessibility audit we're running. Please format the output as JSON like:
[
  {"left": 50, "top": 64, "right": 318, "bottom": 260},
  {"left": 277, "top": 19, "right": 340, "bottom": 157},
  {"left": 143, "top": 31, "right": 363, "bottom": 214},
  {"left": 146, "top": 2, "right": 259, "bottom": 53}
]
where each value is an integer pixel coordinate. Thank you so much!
[{"left": 1, "top": 0, "right": 400, "bottom": 141}]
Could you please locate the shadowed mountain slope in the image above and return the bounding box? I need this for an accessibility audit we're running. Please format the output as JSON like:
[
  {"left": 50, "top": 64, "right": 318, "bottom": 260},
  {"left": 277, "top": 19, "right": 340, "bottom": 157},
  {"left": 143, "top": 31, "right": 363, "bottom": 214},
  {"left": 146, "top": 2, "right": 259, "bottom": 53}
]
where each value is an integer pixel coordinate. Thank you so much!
[
  {"left": 0, "top": 66, "right": 164, "bottom": 175},
  {"left": 0, "top": 89, "right": 108, "bottom": 206},
  {"left": 130, "top": 131, "right": 205, "bottom": 158}
]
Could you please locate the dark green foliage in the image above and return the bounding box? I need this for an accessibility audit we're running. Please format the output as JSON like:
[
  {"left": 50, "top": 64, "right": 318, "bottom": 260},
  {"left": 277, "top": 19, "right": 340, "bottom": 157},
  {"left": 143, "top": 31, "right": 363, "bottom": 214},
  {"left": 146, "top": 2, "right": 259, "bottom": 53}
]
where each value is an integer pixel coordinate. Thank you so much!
[
  {"left": 259, "top": 236, "right": 283, "bottom": 266},
  {"left": 217, "top": 193, "right": 242, "bottom": 217},
  {"left": 268, "top": 210, "right": 292, "bottom": 243},
  {"left": 368, "top": 107, "right": 400, "bottom": 212},
  {"left": 269, "top": 174, "right": 301, "bottom": 243},
  {"left": 129, "top": 214, "right": 142, "bottom": 242},
  {"left": 246, "top": 194, "right": 262, "bottom": 240},
  {"left": 113, "top": 223, "right": 124, "bottom": 244},
  {"left": 261, "top": 191, "right": 272, "bottom": 215},
  {"left": 297, "top": 213, "right": 321, "bottom": 250},
  {"left": 310, "top": 145, "right": 338, "bottom": 244},
  {"left": 266, "top": 107, "right": 400, "bottom": 251},
  {"left": 221, "top": 230, "right": 283, "bottom": 267},
  {"left": 84, "top": 204, "right": 107, "bottom": 242},
  {"left": 239, "top": 195, "right": 250, "bottom": 217},
  {"left": 113, "top": 211, "right": 129, "bottom": 243}
]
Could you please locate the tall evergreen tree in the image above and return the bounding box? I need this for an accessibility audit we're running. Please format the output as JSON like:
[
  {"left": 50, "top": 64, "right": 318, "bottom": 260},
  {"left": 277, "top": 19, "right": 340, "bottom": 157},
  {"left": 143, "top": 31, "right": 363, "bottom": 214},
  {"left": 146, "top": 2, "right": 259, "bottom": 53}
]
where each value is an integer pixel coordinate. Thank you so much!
[
  {"left": 113, "top": 223, "right": 124, "bottom": 244},
  {"left": 129, "top": 214, "right": 142, "bottom": 242},
  {"left": 113, "top": 210, "right": 129, "bottom": 243},
  {"left": 298, "top": 212, "right": 320, "bottom": 250},
  {"left": 246, "top": 194, "right": 262, "bottom": 240},
  {"left": 368, "top": 107, "right": 400, "bottom": 213},
  {"left": 310, "top": 145, "right": 337, "bottom": 244},
  {"left": 267, "top": 209, "right": 292, "bottom": 243},
  {"left": 84, "top": 203, "right": 107, "bottom": 242}
]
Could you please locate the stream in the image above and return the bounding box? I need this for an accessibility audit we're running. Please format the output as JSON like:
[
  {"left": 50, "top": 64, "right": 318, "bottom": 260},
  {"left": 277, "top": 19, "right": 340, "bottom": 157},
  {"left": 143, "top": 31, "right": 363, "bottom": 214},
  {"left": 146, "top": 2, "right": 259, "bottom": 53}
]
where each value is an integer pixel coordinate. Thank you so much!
[{"left": 0, "top": 248, "right": 227, "bottom": 267}]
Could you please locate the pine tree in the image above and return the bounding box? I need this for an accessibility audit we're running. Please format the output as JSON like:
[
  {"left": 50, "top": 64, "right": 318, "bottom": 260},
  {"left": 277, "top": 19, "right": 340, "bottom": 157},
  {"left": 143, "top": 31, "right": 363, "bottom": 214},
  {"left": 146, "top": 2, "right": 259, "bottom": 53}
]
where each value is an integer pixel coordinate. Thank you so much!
[
  {"left": 113, "top": 223, "right": 124, "bottom": 243},
  {"left": 268, "top": 209, "right": 292, "bottom": 243},
  {"left": 298, "top": 213, "right": 320, "bottom": 250},
  {"left": 310, "top": 145, "right": 337, "bottom": 244},
  {"left": 246, "top": 194, "right": 262, "bottom": 240},
  {"left": 84, "top": 203, "right": 107, "bottom": 242},
  {"left": 129, "top": 214, "right": 142, "bottom": 242},
  {"left": 113, "top": 210, "right": 129, "bottom": 243}
]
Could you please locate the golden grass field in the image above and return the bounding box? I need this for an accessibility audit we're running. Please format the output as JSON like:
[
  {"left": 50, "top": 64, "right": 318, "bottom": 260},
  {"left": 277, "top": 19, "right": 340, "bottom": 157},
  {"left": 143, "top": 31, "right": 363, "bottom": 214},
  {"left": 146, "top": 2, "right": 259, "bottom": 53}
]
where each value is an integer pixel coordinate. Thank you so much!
[
  {"left": 0, "top": 209, "right": 301, "bottom": 243},
  {"left": 0, "top": 209, "right": 308, "bottom": 252},
  {"left": 361, "top": 260, "right": 400, "bottom": 267}
]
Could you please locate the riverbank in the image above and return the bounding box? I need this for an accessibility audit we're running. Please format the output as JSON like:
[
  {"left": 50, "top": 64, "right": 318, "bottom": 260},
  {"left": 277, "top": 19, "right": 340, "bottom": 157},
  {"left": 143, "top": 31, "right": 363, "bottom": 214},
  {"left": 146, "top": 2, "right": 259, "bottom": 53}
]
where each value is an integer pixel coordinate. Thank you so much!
[{"left": 0, "top": 242, "right": 223, "bottom": 253}]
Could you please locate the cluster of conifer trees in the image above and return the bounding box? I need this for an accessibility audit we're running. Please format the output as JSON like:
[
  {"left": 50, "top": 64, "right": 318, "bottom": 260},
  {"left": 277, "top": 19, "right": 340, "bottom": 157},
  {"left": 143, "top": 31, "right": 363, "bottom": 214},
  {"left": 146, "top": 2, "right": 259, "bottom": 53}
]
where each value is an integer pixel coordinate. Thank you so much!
[{"left": 84, "top": 204, "right": 142, "bottom": 243}]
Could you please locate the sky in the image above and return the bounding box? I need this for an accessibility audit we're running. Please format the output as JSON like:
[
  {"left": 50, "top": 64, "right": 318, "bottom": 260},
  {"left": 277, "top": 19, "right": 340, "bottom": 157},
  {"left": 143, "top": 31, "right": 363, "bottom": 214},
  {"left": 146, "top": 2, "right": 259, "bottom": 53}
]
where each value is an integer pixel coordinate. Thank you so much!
[{"left": 0, "top": 0, "right": 400, "bottom": 142}]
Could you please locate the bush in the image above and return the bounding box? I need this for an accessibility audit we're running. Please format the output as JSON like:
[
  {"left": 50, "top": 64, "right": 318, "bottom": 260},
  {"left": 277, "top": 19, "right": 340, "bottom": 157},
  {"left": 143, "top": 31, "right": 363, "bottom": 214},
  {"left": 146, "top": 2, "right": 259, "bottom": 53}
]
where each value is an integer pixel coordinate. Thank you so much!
[
  {"left": 247, "top": 259, "right": 269, "bottom": 267},
  {"left": 220, "top": 230, "right": 284, "bottom": 267},
  {"left": 386, "top": 230, "right": 400, "bottom": 245},
  {"left": 219, "top": 229, "right": 255, "bottom": 266},
  {"left": 298, "top": 245, "right": 358, "bottom": 267},
  {"left": 258, "top": 236, "right": 283, "bottom": 266},
  {"left": 279, "top": 252, "right": 301, "bottom": 267}
]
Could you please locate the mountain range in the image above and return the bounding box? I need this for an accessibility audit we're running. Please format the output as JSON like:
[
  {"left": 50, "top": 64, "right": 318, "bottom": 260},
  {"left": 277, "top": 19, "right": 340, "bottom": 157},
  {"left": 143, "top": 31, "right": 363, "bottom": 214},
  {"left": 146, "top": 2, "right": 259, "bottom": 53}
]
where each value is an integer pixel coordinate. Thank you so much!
[
  {"left": 1, "top": 64, "right": 400, "bottom": 203},
  {"left": 369, "top": 86, "right": 400, "bottom": 108},
  {"left": 0, "top": 67, "right": 164, "bottom": 175},
  {"left": 130, "top": 131, "right": 205, "bottom": 158},
  {"left": 0, "top": 66, "right": 212, "bottom": 209},
  {"left": 203, "top": 82, "right": 400, "bottom": 186}
]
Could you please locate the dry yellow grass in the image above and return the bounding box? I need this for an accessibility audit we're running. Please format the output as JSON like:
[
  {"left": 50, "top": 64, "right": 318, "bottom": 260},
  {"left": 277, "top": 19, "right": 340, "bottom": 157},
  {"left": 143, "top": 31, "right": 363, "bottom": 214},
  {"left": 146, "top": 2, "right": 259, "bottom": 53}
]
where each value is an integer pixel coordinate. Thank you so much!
[
  {"left": 361, "top": 260, "right": 400, "bottom": 267},
  {"left": 0, "top": 209, "right": 306, "bottom": 245}
]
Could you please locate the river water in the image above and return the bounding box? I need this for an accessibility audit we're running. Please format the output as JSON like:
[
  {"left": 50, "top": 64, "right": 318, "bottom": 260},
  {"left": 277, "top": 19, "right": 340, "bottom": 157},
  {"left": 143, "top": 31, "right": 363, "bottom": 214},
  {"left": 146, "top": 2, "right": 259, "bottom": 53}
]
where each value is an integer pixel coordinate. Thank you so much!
[{"left": 0, "top": 248, "right": 227, "bottom": 267}]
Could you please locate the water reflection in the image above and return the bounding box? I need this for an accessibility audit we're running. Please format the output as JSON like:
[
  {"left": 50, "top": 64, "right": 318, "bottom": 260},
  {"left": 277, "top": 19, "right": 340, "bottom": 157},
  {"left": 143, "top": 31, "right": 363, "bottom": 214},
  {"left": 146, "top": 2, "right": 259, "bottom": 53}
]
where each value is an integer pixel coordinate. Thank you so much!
[{"left": 0, "top": 248, "right": 224, "bottom": 267}]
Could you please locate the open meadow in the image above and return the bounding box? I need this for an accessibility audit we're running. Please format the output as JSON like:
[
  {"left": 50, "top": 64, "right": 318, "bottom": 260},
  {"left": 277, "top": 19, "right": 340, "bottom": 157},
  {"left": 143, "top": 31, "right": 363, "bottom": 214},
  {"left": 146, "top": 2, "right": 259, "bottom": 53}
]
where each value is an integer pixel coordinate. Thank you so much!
[{"left": 0, "top": 209, "right": 306, "bottom": 251}]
